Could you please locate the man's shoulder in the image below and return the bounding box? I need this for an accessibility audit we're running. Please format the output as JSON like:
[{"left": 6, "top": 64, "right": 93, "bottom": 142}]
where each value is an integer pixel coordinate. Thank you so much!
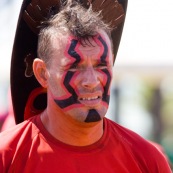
[
  {"left": 105, "top": 118, "right": 146, "bottom": 141},
  {"left": 106, "top": 118, "right": 159, "bottom": 152},
  {"left": 0, "top": 115, "right": 39, "bottom": 150},
  {"left": 105, "top": 118, "right": 171, "bottom": 172}
]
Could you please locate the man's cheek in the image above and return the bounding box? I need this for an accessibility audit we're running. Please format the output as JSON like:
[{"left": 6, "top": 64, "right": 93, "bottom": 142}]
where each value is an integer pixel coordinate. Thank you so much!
[
  {"left": 98, "top": 69, "right": 112, "bottom": 104},
  {"left": 51, "top": 71, "right": 74, "bottom": 100},
  {"left": 68, "top": 71, "right": 90, "bottom": 96},
  {"left": 69, "top": 71, "right": 80, "bottom": 89},
  {"left": 57, "top": 72, "right": 73, "bottom": 99},
  {"left": 97, "top": 69, "right": 112, "bottom": 90}
]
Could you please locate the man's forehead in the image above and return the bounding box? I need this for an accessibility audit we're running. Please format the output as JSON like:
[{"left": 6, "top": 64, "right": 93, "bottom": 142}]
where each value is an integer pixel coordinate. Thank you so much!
[
  {"left": 53, "top": 28, "right": 111, "bottom": 46},
  {"left": 68, "top": 30, "right": 110, "bottom": 43},
  {"left": 52, "top": 30, "right": 112, "bottom": 58}
]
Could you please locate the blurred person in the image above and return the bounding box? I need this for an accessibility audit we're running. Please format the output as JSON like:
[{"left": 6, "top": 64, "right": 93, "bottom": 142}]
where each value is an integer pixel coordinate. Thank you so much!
[
  {"left": 150, "top": 141, "right": 173, "bottom": 171},
  {"left": 0, "top": 0, "right": 172, "bottom": 172},
  {"left": 0, "top": 111, "right": 7, "bottom": 131},
  {"left": 0, "top": 89, "right": 15, "bottom": 132},
  {"left": 0, "top": 90, "right": 11, "bottom": 131}
]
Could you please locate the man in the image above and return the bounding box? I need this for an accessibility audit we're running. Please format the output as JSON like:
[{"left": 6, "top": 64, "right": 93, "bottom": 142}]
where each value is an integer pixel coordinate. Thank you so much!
[{"left": 0, "top": 0, "right": 172, "bottom": 172}]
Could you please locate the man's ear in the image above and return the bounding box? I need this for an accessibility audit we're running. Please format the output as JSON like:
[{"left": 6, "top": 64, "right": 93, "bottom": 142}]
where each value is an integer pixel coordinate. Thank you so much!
[{"left": 33, "top": 58, "right": 49, "bottom": 88}]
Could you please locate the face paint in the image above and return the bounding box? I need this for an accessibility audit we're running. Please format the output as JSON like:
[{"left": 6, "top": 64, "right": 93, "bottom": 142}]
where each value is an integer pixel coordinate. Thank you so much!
[
  {"left": 85, "top": 109, "right": 101, "bottom": 122},
  {"left": 51, "top": 33, "right": 112, "bottom": 123},
  {"left": 54, "top": 71, "right": 79, "bottom": 108},
  {"left": 83, "top": 35, "right": 112, "bottom": 122},
  {"left": 54, "top": 39, "right": 80, "bottom": 108},
  {"left": 97, "top": 35, "right": 111, "bottom": 105}
]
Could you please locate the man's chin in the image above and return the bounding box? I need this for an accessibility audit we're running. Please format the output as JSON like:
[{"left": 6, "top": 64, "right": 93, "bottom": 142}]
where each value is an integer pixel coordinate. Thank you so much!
[{"left": 65, "top": 105, "right": 107, "bottom": 123}]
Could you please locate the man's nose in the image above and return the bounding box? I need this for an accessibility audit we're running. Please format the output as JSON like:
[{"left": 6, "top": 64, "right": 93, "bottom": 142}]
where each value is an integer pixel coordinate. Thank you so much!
[{"left": 81, "top": 67, "right": 100, "bottom": 89}]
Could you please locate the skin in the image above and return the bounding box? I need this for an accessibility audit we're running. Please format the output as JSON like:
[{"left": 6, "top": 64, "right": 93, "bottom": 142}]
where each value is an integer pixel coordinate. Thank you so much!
[{"left": 33, "top": 30, "right": 113, "bottom": 146}]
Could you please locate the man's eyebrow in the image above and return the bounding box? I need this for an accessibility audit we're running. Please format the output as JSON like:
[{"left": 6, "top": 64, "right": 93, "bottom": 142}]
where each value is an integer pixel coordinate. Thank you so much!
[
  {"left": 93, "top": 59, "right": 108, "bottom": 65},
  {"left": 70, "top": 61, "right": 80, "bottom": 67}
]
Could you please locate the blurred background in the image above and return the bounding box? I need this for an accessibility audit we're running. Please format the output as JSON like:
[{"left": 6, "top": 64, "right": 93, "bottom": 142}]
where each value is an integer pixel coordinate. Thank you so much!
[{"left": 0, "top": 0, "right": 173, "bottom": 167}]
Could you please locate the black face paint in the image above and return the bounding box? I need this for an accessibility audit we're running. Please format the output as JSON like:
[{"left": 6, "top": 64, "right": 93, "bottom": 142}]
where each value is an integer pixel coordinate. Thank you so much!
[
  {"left": 68, "top": 40, "right": 81, "bottom": 66},
  {"left": 54, "top": 71, "right": 80, "bottom": 108},
  {"left": 101, "top": 69, "right": 111, "bottom": 104},
  {"left": 98, "top": 35, "right": 111, "bottom": 105},
  {"left": 85, "top": 109, "right": 101, "bottom": 122},
  {"left": 54, "top": 39, "right": 80, "bottom": 108}
]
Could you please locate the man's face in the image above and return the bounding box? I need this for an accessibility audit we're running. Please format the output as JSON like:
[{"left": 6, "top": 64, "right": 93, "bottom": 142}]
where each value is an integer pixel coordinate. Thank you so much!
[{"left": 47, "top": 31, "right": 113, "bottom": 123}]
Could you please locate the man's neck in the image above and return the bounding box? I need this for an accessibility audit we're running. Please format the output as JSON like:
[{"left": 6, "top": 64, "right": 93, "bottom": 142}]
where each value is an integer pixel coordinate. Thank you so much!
[{"left": 40, "top": 109, "right": 104, "bottom": 146}]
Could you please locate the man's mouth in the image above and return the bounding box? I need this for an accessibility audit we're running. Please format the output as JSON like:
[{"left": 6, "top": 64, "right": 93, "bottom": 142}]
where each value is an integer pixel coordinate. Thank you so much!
[
  {"left": 78, "top": 95, "right": 102, "bottom": 107},
  {"left": 79, "top": 96, "right": 101, "bottom": 101}
]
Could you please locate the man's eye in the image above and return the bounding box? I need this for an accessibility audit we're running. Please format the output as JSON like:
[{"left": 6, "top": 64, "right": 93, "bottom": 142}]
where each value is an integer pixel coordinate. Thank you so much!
[
  {"left": 95, "top": 63, "right": 107, "bottom": 69},
  {"left": 69, "top": 63, "right": 79, "bottom": 71}
]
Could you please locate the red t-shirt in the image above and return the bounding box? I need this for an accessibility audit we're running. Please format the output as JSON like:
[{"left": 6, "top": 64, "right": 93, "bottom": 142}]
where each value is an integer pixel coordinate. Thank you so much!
[{"left": 0, "top": 115, "right": 171, "bottom": 173}]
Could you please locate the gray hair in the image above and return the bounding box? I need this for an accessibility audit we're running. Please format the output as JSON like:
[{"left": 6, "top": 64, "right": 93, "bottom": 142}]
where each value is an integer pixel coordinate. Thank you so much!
[{"left": 37, "top": 1, "right": 112, "bottom": 66}]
